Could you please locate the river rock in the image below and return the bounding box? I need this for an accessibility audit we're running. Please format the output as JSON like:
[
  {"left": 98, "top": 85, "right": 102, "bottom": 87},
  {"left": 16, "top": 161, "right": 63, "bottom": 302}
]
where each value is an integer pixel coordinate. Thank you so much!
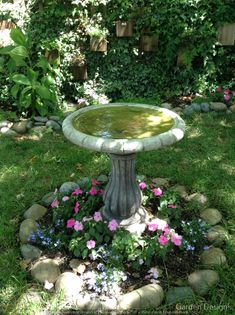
[
  {"left": 19, "top": 219, "right": 37, "bottom": 243},
  {"left": 117, "top": 284, "right": 164, "bottom": 310},
  {"left": 97, "top": 174, "right": 108, "bottom": 183},
  {"left": 207, "top": 225, "right": 229, "bottom": 245},
  {"left": 152, "top": 177, "right": 170, "bottom": 187},
  {"left": 0, "top": 127, "right": 19, "bottom": 137},
  {"left": 183, "top": 106, "right": 194, "bottom": 116},
  {"left": 31, "top": 259, "right": 61, "bottom": 283},
  {"left": 210, "top": 102, "right": 227, "bottom": 111},
  {"left": 55, "top": 272, "right": 83, "bottom": 299},
  {"left": 161, "top": 103, "right": 172, "bottom": 110},
  {"left": 26, "top": 120, "right": 34, "bottom": 130},
  {"left": 33, "top": 116, "right": 48, "bottom": 123},
  {"left": 31, "top": 126, "right": 47, "bottom": 134},
  {"left": 173, "top": 107, "right": 182, "bottom": 113},
  {"left": 192, "top": 103, "right": 201, "bottom": 112},
  {"left": 24, "top": 204, "right": 47, "bottom": 221},
  {"left": 34, "top": 122, "right": 45, "bottom": 126},
  {"left": 20, "top": 244, "right": 42, "bottom": 261},
  {"left": 46, "top": 120, "right": 61, "bottom": 131},
  {"left": 188, "top": 270, "right": 219, "bottom": 295},
  {"left": 77, "top": 177, "right": 90, "bottom": 187},
  {"left": 59, "top": 182, "right": 80, "bottom": 194},
  {"left": 201, "top": 103, "right": 210, "bottom": 113},
  {"left": 200, "top": 208, "right": 222, "bottom": 225},
  {"left": 172, "top": 185, "right": 188, "bottom": 198},
  {"left": 187, "top": 193, "right": 208, "bottom": 205},
  {"left": 166, "top": 287, "right": 194, "bottom": 303},
  {"left": 0, "top": 120, "right": 11, "bottom": 128},
  {"left": 49, "top": 115, "right": 61, "bottom": 122},
  {"left": 200, "top": 247, "right": 227, "bottom": 266},
  {"left": 229, "top": 105, "right": 235, "bottom": 113},
  {"left": 41, "top": 192, "right": 56, "bottom": 207},
  {"left": 12, "top": 120, "right": 28, "bottom": 134}
]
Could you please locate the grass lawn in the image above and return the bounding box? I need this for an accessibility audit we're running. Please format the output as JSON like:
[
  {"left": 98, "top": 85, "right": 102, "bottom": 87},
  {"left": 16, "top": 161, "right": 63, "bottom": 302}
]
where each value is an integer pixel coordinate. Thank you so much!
[{"left": 0, "top": 111, "right": 235, "bottom": 314}]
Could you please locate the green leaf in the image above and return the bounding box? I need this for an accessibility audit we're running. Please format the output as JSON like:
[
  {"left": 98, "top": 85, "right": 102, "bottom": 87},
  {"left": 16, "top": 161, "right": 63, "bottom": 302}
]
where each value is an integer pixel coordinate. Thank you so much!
[
  {"left": 35, "top": 99, "right": 48, "bottom": 116},
  {"left": 12, "top": 74, "right": 31, "bottom": 85},
  {"left": 0, "top": 45, "right": 15, "bottom": 55},
  {"left": 73, "top": 248, "right": 81, "bottom": 257},
  {"left": 11, "top": 84, "right": 20, "bottom": 98},
  {"left": 37, "top": 57, "right": 51, "bottom": 72},
  {"left": 35, "top": 85, "right": 51, "bottom": 100},
  {"left": 9, "top": 46, "right": 28, "bottom": 59},
  {"left": 0, "top": 57, "right": 5, "bottom": 72},
  {"left": 82, "top": 248, "right": 88, "bottom": 259},
  {"left": 27, "top": 68, "right": 38, "bottom": 82},
  {"left": 10, "top": 28, "right": 27, "bottom": 46},
  {"left": 19, "top": 87, "right": 32, "bottom": 108}
]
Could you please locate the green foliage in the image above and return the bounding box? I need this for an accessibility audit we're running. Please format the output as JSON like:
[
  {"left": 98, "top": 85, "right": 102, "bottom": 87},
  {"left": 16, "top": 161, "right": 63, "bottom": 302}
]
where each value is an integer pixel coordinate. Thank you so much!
[{"left": 0, "top": 28, "right": 60, "bottom": 116}]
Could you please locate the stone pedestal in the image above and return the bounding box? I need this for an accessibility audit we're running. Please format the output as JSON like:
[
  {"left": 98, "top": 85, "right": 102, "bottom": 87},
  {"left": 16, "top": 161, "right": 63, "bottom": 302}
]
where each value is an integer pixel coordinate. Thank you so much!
[{"left": 101, "top": 153, "right": 148, "bottom": 231}]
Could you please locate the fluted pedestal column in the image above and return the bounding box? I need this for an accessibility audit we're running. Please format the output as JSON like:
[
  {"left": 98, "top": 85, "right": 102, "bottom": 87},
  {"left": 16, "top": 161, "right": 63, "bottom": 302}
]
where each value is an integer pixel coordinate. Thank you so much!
[{"left": 101, "top": 153, "right": 148, "bottom": 232}]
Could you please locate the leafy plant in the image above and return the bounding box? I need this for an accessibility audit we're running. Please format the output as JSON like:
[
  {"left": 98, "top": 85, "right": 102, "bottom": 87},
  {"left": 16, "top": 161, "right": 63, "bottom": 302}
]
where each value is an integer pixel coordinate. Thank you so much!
[{"left": 0, "top": 28, "right": 60, "bottom": 116}]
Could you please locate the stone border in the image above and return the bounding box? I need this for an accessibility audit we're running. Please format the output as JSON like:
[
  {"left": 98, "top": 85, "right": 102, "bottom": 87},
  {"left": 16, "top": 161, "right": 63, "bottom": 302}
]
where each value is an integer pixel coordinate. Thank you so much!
[
  {"left": 18, "top": 178, "right": 229, "bottom": 312},
  {"left": 62, "top": 103, "right": 185, "bottom": 154}
]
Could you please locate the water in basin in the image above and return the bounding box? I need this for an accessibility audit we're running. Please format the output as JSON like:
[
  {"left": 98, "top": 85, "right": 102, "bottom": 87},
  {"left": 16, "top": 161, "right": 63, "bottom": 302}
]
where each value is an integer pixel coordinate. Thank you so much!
[{"left": 73, "top": 106, "right": 174, "bottom": 139}]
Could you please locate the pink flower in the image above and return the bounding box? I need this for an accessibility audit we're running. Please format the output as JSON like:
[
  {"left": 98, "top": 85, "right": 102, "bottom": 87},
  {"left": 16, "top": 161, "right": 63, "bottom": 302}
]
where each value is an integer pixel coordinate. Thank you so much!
[
  {"left": 224, "top": 89, "right": 230, "bottom": 95},
  {"left": 62, "top": 196, "right": 69, "bottom": 202},
  {"left": 163, "top": 226, "right": 171, "bottom": 235},
  {"left": 139, "top": 182, "right": 147, "bottom": 190},
  {"left": 93, "top": 211, "right": 102, "bottom": 222},
  {"left": 168, "top": 204, "right": 176, "bottom": 208},
  {"left": 151, "top": 218, "right": 168, "bottom": 231},
  {"left": 74, "top": 202, "right": 80, "bottom": 213},
  {"left": 216, "top": 87, "right": 222, "bottom": 93},
  {"left": 92, "top": 179, "right": 99, "bottom": 186},
  {"left": 158, "top": 234, "right": 169, "bottom": 245},
  {"left": 67, "top": 218, "right": 75, "bottom": 228},
  {"left": 171, "top": 233, "right": 182, "bottom": 246},
  {"left": 87, "top": 240, "right": 96, "bottom": 249},
  {"left": 71, "top": 188, "right": 83, "bottom": 196},
  {"left": 98, "top": 189, "right": 105, "bottom": 195},
  {"left": 89, "top": 187, "right": 98, "bottom": 196},
  {"left": 147, "top": 222, "right": 158, "bottom": 232},
  {"left": 108, "top": 219, "right": 119, "bottom": 231},
  {"left": 233, "top": 91, "right": 235, "bottom": 97},
  {"left": 224, "top": 95, "right": 230, "bottom": 101},
  {"left": 74, "top": 220, "right": 83, "bottom": 231},
  {"left": 51, "top": 199, "right": 59, "bottom": 208},
  {"left": 153, "top": 187, "right": 162, "bottom": 196}
]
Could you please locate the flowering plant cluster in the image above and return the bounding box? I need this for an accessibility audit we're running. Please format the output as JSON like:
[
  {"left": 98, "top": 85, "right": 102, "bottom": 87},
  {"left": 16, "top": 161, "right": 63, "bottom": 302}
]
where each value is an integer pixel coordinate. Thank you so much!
[{"left": 214, "top": 86, "right": 235, "bottom": 106}]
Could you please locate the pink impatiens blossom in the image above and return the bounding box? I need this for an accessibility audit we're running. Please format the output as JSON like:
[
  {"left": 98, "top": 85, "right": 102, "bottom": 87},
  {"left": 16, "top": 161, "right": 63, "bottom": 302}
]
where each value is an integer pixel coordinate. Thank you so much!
[
  {"left": 139, "top": 182, "right": 147, "bottom": 190},
  {"left": 92, "top": 179, "right": 99, "bottom": 186},
  {"left": 74, "top": 220, "right": 83, "bottom": 231},
  {"left": 163, "top": 226, "right": 171, "bottom": 235},
  {"left": 74, "top": 202, "right": 80, "bottom": 213},
  {"left": 233, "top": 91, "right": 235, "bottom": 97},
  {"left": 87, "top": 240, "right": 96, "bottom": 249},
  {"left": 224, "top": 95, "right": 230, "bottom": 101},
  {"left": 89, "top": 187, "right": 98, "bottom": 196},
  {"left": 93, "top": 211, "right": 102, "bottom": 222},
  {"left": 168, "top": 204, "right": 176, "bottom": 209},
  {"left": 224, "top": 89, "right": 230, "bottom": 95},
  {"left": 158, "top": 234, "right": 169, "bottom": 245},
  {"left": 108, "top": 219, "right": 119, "bottom": 231},
  {"left": 153, "top": 187, "right": 162, "bottom": 196},
  {"left": 62, "top": 196, "right": 69, "bottom": 202},
  {"left": 67, "top": 218, "right": 75, "bottom": 228},
  {"left": 71, "top": 188, "right": 83, "bottom": 196},
  {"left": 171, "top": 233, "right": 182, "bottom": 246},
  {"left": 51, "top": 199, "right": 59, "bottom": 208},
  {"left": 216, "top": 86, "right": 222, "bottom": 93},
  {"left": 147, "top": 222, "right": 158, "bottom": 232},
  {"left": 98, "top": 189, "right": 105, "bottom": 195}
]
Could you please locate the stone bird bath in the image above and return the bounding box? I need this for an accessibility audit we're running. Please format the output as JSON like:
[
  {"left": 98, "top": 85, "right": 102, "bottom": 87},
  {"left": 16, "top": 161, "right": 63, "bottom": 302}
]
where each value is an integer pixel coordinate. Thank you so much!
[{"left": 63, "top": 103, "right": 185, "bottom": 232}]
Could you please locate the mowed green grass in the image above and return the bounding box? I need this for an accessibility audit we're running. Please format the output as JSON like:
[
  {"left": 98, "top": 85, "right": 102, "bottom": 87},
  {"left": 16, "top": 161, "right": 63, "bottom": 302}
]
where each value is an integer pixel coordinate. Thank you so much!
[{"left": 0, "top": 111, "right": 235, "bottom": 314}]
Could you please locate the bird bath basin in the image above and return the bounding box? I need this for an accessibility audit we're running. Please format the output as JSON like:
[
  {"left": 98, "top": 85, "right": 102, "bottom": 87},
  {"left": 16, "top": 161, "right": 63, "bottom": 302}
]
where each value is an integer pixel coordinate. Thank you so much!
[{"left": 63, "top": 103, "right": 185, "bottom": 232}]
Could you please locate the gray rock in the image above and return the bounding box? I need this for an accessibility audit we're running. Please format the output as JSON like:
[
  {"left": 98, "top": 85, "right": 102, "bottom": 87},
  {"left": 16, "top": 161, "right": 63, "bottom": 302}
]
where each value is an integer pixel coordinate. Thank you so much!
[
  {"left": 166, "top": 287, "right": 194, "bottom": 304},
  {"left": 34, "top": 122, "right": 46, "bottom": 126},
  {"left": 31, "top": 126, "right": 47, "bottom": 134},
  {"left": 200, "top": 247, "right": 227, "bottom": 266},
  {"left": 41, "top": 192, "right": 56, "bottom": 207},
  {"left": 24, "top": 204, "right": 47, "bottom": 221},
  {"left": 76, "top": 177, "right": 90, "bottom": 187},
  {"left": 59, "top": 181, "right": 80, "bottom": 194},
  {"left": 0, "top": 127, "right": 19, "bottom": 137},
  {"left": 97, "top": 174, "right": 108, "bottom": 183},
  {"left": 201, "top": 103, "right": 210, "bottom": 112},
  {"left": 19, "top": 219, "right": 37, "bottom": 243},
  {"left": 183, "top": 106, "right": 194, "bottom": 116},
  {"left": 187, "top": 193, "right": 208, "bottom": 205},
  {"left": 173, "top": 107, "right": 182, "bottom": 113},
  {"left": 12, "top": 120, "right": 28, "bottom": 134},
  {"left": 161, "top": 103, "right": 172, "bottom": 110},
  {"left": 200, "top": 208, "right": 222, "bottom": 225},
  {"left": 188, "top": 270, "right": 219, "bottom": 295},
  {"left": 192, "top": 103, "right": 201, "bottom": 112},
  {"left": 229, "top": 105, "right": 235, "bottom": 113},
  {"left": 55, "top": 272, "right": 83, "bottom": 299},
  {"left": 0, "top": 120, "right": 11, "bottom": 128},
  {"left": 173, "top": 185, "right": 188, "bottom": 198},
  {"left": 207, "top": 225, "right": 229, "bottom": 245},
  {"left": 20, "top": 244, "right": 42, "bottom": 261},
  {"left": 117, "top": 284, "right": 164, "bottom": 310},
  {"left": 152, "top": 177, "right": 170, "bottom": 187},
  {"left": 26, "top": 120, "right": 34, "bottom": 129},
  {"left": 31, "top": 259, "right": 61, "bottom": 283},
  {"left": 49, "top": 115, "right": 61, "bottom": 122},
  {"left": 46, "top": 120, "right": 61, "bottom": 131},
  {"left": 210, "top": 102, "right": 227, "bottom": 112},
  {"left": 33, "top": 116, "right": 48, "bottom": 123}
]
